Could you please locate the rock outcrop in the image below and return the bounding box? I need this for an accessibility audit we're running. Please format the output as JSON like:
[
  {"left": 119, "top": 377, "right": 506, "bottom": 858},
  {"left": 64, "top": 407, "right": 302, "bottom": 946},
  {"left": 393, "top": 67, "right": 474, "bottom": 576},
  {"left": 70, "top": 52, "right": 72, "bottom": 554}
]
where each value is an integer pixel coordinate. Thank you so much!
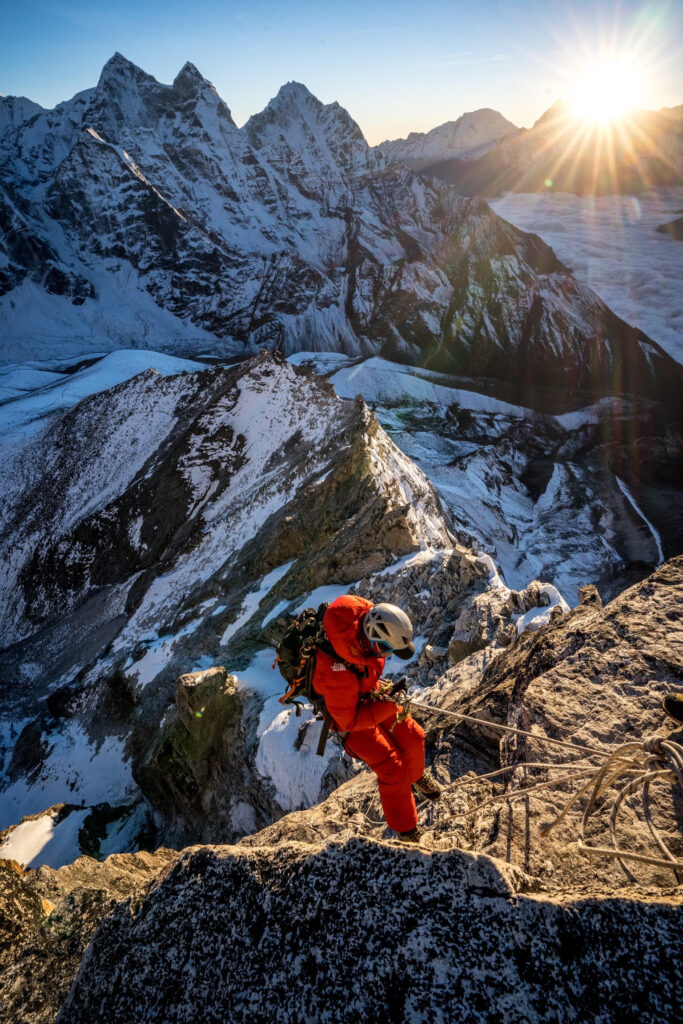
[
  {"left": 132, "top": 668, "right": 247, "bottom": 839},
  {"left": 56, "top": 838, "right": 680, "bottom": 1024},
  {"left": 0, "top": 849, "right": 175, "bottom": 1024}
]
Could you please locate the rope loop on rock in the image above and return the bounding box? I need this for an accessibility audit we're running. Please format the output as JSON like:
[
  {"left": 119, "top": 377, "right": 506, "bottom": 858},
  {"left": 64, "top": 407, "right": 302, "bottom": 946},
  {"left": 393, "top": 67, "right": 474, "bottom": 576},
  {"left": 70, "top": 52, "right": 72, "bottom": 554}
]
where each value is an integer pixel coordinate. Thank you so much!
[
  {"left": 391, "top": 698, "right": 683, "bottom": 876},
  {"left": 642, "top": 735, "right": 666, "bottom": 755}
]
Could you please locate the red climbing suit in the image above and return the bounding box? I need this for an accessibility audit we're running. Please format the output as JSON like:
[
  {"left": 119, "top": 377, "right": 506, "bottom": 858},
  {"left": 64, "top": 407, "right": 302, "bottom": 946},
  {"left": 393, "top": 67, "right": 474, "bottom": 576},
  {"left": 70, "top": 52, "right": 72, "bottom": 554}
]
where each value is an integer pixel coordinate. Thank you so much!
[{"left": 312, "top": 594, "right": 425, "bottom": 833}]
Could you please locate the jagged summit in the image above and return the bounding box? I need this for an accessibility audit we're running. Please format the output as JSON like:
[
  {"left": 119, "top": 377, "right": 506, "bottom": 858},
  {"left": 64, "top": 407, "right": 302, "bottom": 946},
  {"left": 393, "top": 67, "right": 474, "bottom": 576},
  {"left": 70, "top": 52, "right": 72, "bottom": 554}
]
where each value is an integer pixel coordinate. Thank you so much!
[
  {"left": 174, "top": 60, "right": 204, "bottom": 84},
  {"left": 245, "top": 79, "right": 368, "bottom": 150},
  {"left": 171, "top": 60, "right": 234, "bottom": 121},
  {"left": 96, "top": 51, "right": 156, "bottom": 90},
  {"left": 272, "top": 79, "right": 318, "bottom": 107}
]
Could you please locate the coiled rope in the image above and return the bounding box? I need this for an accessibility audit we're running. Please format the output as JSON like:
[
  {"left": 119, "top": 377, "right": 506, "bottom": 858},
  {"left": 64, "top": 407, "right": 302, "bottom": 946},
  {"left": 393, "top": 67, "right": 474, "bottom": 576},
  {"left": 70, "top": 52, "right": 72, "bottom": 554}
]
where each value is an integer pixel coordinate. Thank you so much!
[{"left": 366, "top": 697, "right": 683, "bottom": 874}]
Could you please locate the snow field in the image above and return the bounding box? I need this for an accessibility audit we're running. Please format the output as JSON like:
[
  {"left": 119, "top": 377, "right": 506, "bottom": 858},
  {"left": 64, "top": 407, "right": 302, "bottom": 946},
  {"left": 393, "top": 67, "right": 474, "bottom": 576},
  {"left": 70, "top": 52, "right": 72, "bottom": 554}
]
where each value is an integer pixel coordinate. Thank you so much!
[
  {"left": 330, "top": 356, "right": 528, "bottom": 417},
  {"left": 221, "top": 561, "right": 295, "bottom": 644},
  {"left": 0, "top": 348, "right": 203, "bottom": 453},
  {"left": 0, "top": 721, "right": 135, "bottom": 832}
]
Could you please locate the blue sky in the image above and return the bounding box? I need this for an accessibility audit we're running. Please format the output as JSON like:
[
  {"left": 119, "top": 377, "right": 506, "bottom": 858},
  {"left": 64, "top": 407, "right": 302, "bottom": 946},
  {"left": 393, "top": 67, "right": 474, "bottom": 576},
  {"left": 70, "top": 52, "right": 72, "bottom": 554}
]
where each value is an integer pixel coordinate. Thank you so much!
[{"left": 1, "top": 0, "right": 681, "bottom": 142}]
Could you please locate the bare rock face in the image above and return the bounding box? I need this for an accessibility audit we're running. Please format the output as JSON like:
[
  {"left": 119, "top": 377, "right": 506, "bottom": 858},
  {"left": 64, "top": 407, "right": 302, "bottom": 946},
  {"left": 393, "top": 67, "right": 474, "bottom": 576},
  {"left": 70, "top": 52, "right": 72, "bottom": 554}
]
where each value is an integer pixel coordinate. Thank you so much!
[
  {"left": 433, "top": 556, "right": 683, "bottom": 890},
  {"left": 0, "top": 849, "right": 175, "bottom": 1024},
  {"left": 578, "top": 583, "right": 603, "bottom": 608},
  {"left": 132, "top": 668, "right": 247, "bottom": 842},
  {"left": 56, "top": 838, "right": 680, "bottom": 1024}
]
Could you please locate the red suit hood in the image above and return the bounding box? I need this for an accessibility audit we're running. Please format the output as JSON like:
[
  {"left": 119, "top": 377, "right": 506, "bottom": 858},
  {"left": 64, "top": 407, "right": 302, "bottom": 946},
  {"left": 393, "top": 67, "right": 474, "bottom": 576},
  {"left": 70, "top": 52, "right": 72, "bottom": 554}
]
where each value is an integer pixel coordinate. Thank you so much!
[{"left": 323, "top": 594, "right": 385, "bottom": 671}]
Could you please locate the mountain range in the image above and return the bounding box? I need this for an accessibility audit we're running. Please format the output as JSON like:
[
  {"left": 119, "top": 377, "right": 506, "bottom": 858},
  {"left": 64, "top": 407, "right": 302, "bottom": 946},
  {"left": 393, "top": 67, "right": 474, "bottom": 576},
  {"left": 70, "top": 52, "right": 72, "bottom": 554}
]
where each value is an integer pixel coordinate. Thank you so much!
[
  {"left": 1, "top": 53, "right": 680, "bottom": 410},
  {"left": 382, "top": 100, "right": 683, "bottom": 196}
]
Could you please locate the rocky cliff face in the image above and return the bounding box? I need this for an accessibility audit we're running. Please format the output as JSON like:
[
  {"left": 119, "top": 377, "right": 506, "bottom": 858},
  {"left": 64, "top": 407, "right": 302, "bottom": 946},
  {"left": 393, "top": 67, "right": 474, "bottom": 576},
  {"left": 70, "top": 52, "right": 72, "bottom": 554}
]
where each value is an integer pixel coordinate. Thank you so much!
[
  {"left": 1, "top": 54, "right": 680, "bottom": 407},
  {"left": 2, "top": 557, "right": 680, "bottom": 1024}
]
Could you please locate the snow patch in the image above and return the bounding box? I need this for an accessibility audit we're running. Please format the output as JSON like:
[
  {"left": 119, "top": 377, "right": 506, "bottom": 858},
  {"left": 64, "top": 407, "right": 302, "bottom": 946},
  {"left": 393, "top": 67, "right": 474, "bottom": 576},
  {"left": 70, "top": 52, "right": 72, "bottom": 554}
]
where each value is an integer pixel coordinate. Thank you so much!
[
  {"left": 616, "top": 476, "right": 664, "bottom": 565},
  {"left": 0, "top": 348, "right": 203, "bottom": 453},
  {"left": 0, "top": 808, "right": 90, "bottom": 870},
  {"left": 0, "top": 723, "right": 133, "bottom": 831},
  {"left": 331, "top": 357, "right": 528, "bottom": 417},
  {"left": 514, "top": 583, "right": 569, "bottom": 633},
  {"left": 221, "top": 561, "right": 295, "bottom": 645},
  {"left": 255, "top": 700, "right": 336, "bottom": 812}
]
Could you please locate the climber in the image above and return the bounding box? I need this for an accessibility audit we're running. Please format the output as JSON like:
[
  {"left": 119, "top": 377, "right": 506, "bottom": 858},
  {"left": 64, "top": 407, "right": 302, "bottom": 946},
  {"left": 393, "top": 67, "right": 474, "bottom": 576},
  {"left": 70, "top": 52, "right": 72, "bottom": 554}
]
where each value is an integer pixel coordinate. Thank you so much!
[{"left": 311, "top": 595, "right": 442, "bottom": 843}]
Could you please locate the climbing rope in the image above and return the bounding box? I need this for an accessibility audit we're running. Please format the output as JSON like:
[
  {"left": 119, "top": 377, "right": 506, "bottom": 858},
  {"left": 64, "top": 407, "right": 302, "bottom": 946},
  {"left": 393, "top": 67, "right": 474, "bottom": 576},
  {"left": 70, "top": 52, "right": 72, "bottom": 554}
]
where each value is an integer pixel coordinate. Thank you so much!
[
  {"left": 408, "top": 699, "right": 608, "bottom": 758},
  {"left": 545, "top": 736, "right": 683, "bottom": 878},
  {"left": 366, "top": 697, "right": 683, "bottom": 874}
]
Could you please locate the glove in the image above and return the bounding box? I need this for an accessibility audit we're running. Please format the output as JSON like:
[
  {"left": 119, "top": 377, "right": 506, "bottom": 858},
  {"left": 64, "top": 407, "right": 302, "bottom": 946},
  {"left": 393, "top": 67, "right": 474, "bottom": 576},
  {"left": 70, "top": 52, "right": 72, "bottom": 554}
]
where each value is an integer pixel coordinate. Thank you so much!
[{"left": 381, "top": 676, "right": 408, "bottom": 698}]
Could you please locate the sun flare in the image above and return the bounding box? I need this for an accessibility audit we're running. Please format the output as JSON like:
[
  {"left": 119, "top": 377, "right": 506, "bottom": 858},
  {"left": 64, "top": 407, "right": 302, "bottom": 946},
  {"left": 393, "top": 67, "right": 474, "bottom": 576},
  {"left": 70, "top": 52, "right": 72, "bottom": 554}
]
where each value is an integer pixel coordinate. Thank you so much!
[{"left": 569, "top": 56, "right": 644, "bottom": 123}]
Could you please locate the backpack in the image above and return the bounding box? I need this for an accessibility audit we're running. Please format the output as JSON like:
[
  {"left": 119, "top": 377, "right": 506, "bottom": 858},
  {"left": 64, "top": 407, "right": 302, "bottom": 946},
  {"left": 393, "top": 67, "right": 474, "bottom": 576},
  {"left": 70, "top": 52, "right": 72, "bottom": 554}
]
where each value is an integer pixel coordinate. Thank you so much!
[
  {"left": 273, "top": 602, "right": 362, "bottom": 756},
  {"left": 274, "top": 602, "right": 330, "bottom": 718}
]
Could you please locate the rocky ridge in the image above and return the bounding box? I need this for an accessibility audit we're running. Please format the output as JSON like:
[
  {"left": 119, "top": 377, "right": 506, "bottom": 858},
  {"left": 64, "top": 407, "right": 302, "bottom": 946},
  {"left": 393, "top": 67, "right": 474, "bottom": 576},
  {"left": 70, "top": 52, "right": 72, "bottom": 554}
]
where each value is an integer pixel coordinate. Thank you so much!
[
  {"left": 378, "top": 107, "right": 519, "bottom": 170},
  {"left": 0, "top": 352, "right": 459, "bottom": 849},
  {"left": 1, "top": 557, "right": 680, "bottom": 1024}
]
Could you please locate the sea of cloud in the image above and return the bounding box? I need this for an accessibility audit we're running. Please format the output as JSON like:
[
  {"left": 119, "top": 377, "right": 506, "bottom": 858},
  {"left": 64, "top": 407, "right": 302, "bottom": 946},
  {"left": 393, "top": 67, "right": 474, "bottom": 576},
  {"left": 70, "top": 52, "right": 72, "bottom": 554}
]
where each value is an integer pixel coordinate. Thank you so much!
[{"left": 491, "top": 187, "right": 683, "bottom": 365}]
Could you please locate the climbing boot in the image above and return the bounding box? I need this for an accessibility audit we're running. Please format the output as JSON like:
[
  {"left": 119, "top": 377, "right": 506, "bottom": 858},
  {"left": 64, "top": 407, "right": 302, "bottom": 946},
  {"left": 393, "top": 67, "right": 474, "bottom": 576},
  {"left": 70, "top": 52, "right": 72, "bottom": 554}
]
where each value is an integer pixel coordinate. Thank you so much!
[
  {"left": 663, "top": 694, "right": 683, "bottom": 725},
  {"left": 397, "top": 824, "right": 424, "bottom": 844},
  {"left": 414, "top": 768, "right": 442, "bottom": 801}
]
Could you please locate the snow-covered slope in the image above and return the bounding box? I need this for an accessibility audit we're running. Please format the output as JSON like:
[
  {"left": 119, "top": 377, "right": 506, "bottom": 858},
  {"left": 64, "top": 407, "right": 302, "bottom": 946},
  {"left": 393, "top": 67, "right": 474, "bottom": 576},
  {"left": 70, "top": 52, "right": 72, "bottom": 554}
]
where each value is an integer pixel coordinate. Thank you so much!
[
  {"left": 316, "top": 355, "right": 677, "bottom": 604},
  {"left": 378, "top": 108, "right": 519, "bottom": 170},
  {"left": 0, "top": 95, "right": 44, "bottom": 138},
  {"left": 1, "top": 54, "right": 679, "bottom": 407},
  {"left": 0, "top": 353, "right": 455, "bottom": 846},
  {"left": 0, "top": 349, "right": 203, "bottom": 451}
]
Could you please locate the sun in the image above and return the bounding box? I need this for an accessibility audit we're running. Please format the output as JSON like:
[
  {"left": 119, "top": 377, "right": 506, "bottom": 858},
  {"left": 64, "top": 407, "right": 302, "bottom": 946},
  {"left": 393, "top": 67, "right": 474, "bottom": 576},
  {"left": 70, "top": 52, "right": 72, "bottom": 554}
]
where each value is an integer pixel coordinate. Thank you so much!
[{"left": 568, "top": 56, "right": 644, "bottom": 123}]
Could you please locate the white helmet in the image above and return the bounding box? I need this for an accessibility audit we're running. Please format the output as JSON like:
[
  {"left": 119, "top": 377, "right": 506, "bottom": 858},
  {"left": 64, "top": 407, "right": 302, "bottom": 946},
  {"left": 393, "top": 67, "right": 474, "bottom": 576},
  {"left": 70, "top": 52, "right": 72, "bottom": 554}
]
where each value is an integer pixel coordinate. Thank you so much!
[{"left": 363, "top": 603, "right": 415, "bottom": 659}]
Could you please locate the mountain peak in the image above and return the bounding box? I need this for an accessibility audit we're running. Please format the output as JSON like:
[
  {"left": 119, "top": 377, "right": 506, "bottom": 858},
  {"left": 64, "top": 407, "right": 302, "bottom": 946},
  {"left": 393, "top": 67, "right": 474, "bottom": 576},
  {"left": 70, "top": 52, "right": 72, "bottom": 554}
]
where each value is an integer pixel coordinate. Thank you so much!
[
  {"left": 172, "top": 61, "right": 234, "bottom": 123},
  {"left": 245, "top": 80, "right": 367, "bottom": 156},
  {"left": 173, "top": 62, "right": 204, "bottom": 87},
  {"left": 97, "top": 52, "right": 156, "bottom": 91},
  {"left": 267, "top": 81, "right": 321, "bottom": 118},
  {"left": 276, "top": 81, "right": 316, "bottom": 101},
  {"left": 532, "top": 99, "right": 572, "bottom": 129},
  {"left": 378, "top": 107, "right": 519, "bottom": 169}
]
